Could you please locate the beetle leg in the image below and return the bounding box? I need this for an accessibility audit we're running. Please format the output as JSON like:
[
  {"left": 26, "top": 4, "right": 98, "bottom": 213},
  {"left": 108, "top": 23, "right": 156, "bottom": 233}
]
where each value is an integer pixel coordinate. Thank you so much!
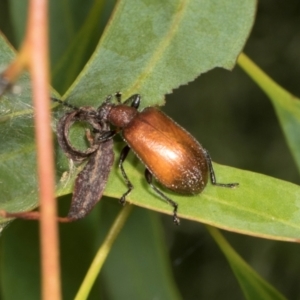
[
  {"left": 119, "top": 145, "right": 134, "bottom": 205},
  {"left": 96, "top": 130, "right": 118, "bottom": 143},
  {"left": 128, "top": 94, "right": 141, "bottom": 109},
  {"left": 115, "top": 91, "right": 122, "bottom": 103},
  {"left": 144, "top": 169, "right": 180, "bottom": 225},
  {"left": 122, "top": 94, "right": 141, "bottom": 109},
  {"left": 114, "top": 92, "right": 141, "bottom": 108},
  {"left": 204, "top": 149, "right": 239, "bottom": 188}
]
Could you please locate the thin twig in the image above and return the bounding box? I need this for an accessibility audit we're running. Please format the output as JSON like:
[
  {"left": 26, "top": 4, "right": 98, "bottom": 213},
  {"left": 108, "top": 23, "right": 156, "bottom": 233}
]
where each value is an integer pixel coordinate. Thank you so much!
[
  {"left": 75, "top": 205, "right": 133, "bottom": 300},
  {"left": 26, "top": 0, "right": 61, "bottom": 299}
]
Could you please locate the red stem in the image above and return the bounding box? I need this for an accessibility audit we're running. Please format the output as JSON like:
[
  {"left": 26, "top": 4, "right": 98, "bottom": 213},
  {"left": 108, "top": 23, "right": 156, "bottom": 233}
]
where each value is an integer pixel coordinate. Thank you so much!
[{"left": 26, "top": 1, "right": 61, "bottom": 299}]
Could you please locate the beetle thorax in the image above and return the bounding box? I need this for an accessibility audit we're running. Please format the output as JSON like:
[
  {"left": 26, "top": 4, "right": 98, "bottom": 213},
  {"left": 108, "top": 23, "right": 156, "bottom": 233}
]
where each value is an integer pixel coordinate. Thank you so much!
[{"left": 108, "top": 105, "right": 138, "bottom": 128}]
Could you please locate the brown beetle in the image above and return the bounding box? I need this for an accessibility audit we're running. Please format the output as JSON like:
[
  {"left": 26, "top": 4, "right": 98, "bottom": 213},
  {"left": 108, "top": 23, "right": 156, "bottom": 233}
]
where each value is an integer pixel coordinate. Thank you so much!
[{"left": 96, "top": 93, "right": 238, "bottom": 225}]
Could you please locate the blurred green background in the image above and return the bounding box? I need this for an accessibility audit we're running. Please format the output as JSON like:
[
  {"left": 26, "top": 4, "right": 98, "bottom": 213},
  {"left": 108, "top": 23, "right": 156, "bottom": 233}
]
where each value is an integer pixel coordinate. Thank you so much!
[{"left": 0, "top": 0, "right": 300, "bottom": 299}]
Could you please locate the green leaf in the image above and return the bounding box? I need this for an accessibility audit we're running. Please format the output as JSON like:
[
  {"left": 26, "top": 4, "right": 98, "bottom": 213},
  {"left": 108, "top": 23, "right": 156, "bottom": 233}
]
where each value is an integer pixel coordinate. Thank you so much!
[
  {"left": 0, "top": 33, "right": 62, "bottom": 230},
  {"left": 238, "top": 53, "right": 300, "bottom": 173},
  {"left": 0, "top": 33, "right": 38, "bottom": 228},
  {"left": 65, "top": 0, "right": 256, "bottom": 107},
  {"left": 207, "top": 226, "right": 287, "bottom": 300}
]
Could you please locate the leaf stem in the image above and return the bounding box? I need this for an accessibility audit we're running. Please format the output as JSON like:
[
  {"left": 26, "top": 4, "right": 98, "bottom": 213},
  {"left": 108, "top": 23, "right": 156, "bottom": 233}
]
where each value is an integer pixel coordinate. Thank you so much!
[
  {"left": 75, "top": 205, "right": 133, "bottom": 300},
  {"left": 237, "top": 53, "right": 291, "bottom": 102}
]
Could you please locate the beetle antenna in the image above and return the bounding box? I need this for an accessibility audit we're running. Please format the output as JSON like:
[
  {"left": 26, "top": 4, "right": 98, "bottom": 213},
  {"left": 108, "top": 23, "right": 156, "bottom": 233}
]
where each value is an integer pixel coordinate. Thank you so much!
[{"left": 51, "top": 97, "right": 80, "bottom": 111}]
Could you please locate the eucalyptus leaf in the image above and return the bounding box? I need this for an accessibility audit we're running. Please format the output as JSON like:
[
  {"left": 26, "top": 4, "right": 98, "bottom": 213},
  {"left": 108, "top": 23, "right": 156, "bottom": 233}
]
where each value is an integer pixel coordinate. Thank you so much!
[
  {"left": 207, "top": 226, "right": 287, "bottom": 300},
  {"left": 0, "top": 33, "right": 38, "bottom": 229},
  {"left": 65, "top": 0, "right": 256, "bottom": 107}
]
